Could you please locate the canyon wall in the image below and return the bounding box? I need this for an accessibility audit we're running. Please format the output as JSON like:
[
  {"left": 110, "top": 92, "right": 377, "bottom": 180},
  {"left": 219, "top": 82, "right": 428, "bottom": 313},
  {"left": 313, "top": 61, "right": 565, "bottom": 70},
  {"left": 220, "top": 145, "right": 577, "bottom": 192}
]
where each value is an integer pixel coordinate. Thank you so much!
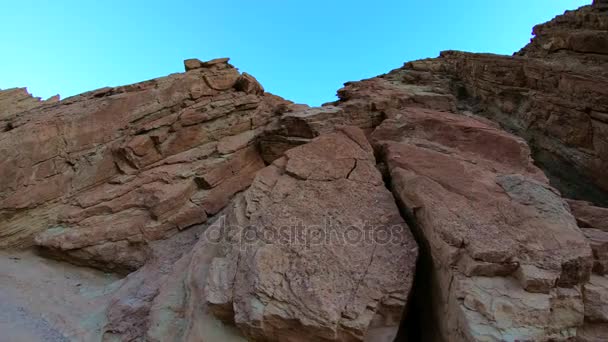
[{"left": 0, "top": 1, "right": 607, "bottom": 341}]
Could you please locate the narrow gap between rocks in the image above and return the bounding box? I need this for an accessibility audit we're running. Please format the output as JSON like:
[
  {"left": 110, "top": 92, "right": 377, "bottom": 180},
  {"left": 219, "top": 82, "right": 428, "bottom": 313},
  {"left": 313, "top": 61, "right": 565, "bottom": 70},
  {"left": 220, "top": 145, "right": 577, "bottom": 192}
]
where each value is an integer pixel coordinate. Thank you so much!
[{"left": 375, "top": 156, "right": 441, "bottom": 342}]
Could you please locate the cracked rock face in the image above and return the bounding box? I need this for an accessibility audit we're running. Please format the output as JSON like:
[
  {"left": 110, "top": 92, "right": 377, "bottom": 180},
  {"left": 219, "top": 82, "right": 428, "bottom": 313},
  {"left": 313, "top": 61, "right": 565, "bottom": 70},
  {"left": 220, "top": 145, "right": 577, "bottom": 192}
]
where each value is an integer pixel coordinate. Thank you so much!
[
  {"left": 371, "top": 107, "right": 593, "bottom": 341},
  {"left": 2, "top": 2, "right": 608, "bottom": 342},
  {"left": 204, "top": 127, "right": 418, "bottom": 341},
  {"left": 0, "top": 58, "right": 291, "bottom": 272}
]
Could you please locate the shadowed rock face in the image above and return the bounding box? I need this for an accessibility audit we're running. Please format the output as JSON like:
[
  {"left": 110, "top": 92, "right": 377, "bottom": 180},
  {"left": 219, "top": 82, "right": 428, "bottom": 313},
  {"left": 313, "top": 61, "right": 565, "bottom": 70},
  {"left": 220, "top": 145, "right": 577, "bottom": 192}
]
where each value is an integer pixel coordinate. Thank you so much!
[
  {"left": 1, "top": 2, "right": 608, "bottom": 342},
  {"left": 381, "top": 0, "right": 608, "bottom": 204}
]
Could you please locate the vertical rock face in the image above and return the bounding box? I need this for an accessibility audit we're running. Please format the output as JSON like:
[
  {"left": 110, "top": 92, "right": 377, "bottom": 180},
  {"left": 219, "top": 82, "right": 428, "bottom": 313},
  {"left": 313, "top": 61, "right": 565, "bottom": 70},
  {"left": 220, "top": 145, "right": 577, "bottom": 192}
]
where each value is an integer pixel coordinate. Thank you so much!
[
  {"left": 371, "top": 107, "right": 592, "bottom": 341},
  {"left": 431, "top": 49, "right": 608, "bottom": 203},
  {"left": 205, "top": 127, "right": 418, "bottom": 341}
]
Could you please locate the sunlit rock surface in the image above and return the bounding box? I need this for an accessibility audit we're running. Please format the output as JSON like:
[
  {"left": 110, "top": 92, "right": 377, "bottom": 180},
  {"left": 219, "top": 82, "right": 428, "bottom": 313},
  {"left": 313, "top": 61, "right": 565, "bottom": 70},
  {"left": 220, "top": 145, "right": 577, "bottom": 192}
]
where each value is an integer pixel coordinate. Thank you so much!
[{"left": 1, "top": 1, "right": 608, "bottom": 341}]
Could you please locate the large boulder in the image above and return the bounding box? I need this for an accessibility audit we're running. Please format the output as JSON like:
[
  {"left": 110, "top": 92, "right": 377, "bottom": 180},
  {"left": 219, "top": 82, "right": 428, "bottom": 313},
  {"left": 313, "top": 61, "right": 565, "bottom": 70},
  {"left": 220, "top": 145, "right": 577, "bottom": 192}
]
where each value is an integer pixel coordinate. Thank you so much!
[{"left": 204, "top": 127, "right": 418, "bottom": 341}]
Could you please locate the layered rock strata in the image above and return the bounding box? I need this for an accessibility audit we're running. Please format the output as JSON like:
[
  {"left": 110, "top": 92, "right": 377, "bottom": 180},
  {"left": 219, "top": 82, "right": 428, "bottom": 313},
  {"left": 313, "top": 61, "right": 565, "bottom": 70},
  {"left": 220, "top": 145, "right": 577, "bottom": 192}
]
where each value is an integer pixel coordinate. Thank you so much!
[
  {"left": 0, "top": 1, "right": 607, "bottom": 341},
  {"left": 0, "top": 58, "right": 291, "bottom": 273}
]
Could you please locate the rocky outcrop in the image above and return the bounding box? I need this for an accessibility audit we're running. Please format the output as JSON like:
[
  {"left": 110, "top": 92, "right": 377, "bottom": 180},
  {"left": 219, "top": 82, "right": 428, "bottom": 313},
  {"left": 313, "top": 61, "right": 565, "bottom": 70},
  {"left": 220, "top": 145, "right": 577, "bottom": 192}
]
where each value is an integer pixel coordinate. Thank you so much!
[
  {"left": 370, "top": 107, "right": 592, "bottom": 341},
  {"left": 0, "top": 58, "right": 292, "bottom": 273},
  {"left": 434, "top": 50, "right": 608, "bottom": 204},
  {"left": 375, "top": 0, "right": 608, "bottom": 205},
  {"left": 2, "top": 1, "right": 608, "bottom": 342},
  {"left": 205, "top": 127, "right": 418, "bottom": 341},
  {"left": 569, "top": 199, "right": 608, "bottom": 232},
  {"left": 518, "top": 0, "right": 608, "bottom": 61},
  {"left": 0, "top": 87, "right": 58, "bottom": 123}
]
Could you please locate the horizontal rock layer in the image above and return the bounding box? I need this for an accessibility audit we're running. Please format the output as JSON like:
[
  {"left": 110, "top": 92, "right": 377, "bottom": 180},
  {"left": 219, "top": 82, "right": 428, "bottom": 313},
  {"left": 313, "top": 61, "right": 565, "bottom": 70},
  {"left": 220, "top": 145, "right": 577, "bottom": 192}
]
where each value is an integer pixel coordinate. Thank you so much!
[{"left": 0, "top": 58, "right": 292, "bottom": 273}]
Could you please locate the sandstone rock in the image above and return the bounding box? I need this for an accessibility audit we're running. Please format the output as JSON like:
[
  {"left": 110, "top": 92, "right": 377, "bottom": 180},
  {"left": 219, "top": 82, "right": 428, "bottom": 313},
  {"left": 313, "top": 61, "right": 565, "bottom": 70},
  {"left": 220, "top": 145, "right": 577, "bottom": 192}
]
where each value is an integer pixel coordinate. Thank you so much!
[
  {"left": 568, "top": 200, "right": 608, "bottom": 231},
  {"left": 348, "top": 2, "right": 608, "bottom": 204},
  {"left": 204, "top": 127, "right": 418, "bottom": 341},
  {"left": 584, "top": 275, "right": 608, "bottom": 323},
  {"left": 184, "top": 58, "right": 204, "bottom": 71},
  {"left": 578, "top": 323, "right": 608, "bottom": 342},
  {"left": 96, "top": 219, "right": 247, "bottom": 342},
  {"left": 184, "top": 57, "right": 231, "bottom": 71},
  {"left": 0, "top": 59, "right": 290, "bottom": 271},
  {"left": 2, "top": 2, "right": 608, "bottom": 341},
  {"left": 234, "top": 72, "right": 265, "bottom": 95},
  {"left": 203, "top": 57, "right": 231, "bottom": 67},
  {"left": 0, "top": 87, "right": 57, "bottom": 122},
  {"left": 582, "top": 228, "right": 608, "bottom": 276},
  {"left": 518, "top": 1, "right": 608, "bottom": 59},
  {"left": 258, "top": 106, "right": 341, "bottom": 163},
  {"left": 257, "top": 69, "right": 460, "bottom": 165},
  {"left": 370, "top": 106, "right": 592, "bottom": 341},
  {"left": 583, "top": 229, "right": 608, "bottom": 261},
  {"left": 569, "top": 200, "right": 608, "bottom": 277},
  {"left": 402, "top": 50, "right": 608, "bottom": 203}
]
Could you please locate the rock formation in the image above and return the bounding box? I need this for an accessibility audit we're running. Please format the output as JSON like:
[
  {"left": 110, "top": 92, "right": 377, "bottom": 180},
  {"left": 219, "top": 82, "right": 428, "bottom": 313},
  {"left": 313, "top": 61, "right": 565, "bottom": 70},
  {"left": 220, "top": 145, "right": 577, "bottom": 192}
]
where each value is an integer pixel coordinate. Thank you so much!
[
  {"left": 0, "top": 58, "right": 290, "bottom": 273},
  {"left": 1, "top": 1, "right": 608, "bottom": 341},
  {"left": 205, "top": 127, "right": 418, "bottom": 341},
  {"left": 373, "top": 107, "right": 591, "bottom": 341}
]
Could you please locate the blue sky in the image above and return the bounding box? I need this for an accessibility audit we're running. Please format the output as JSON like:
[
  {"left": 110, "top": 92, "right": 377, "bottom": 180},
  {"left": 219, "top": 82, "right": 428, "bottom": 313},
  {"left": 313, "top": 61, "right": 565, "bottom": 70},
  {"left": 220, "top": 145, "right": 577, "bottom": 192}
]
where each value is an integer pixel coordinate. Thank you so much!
[{"left": 1, "top": 0, "right": 590, "bottom": 106}]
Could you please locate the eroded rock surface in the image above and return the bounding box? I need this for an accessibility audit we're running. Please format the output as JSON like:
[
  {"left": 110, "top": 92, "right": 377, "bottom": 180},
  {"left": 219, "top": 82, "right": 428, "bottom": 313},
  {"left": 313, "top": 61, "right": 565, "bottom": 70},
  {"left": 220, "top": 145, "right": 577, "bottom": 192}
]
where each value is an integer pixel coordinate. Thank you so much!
[
  {"left": 0, "top": 58, "right": 292, "bottom": 273},
  {"left": 369, "top": 107, "right": 592, "bottom": 341},
  {"left": 205, "top": 127, "right": 418, "bottom": 341},
  {"left": 381, "top": 0, "right": 608, "bottom": 204},
  {"left": 2, "top": 1, "right": 608, "bottom": 341},
  {"left": 0, "top": 87, "right": 58, "bottom": 122}
]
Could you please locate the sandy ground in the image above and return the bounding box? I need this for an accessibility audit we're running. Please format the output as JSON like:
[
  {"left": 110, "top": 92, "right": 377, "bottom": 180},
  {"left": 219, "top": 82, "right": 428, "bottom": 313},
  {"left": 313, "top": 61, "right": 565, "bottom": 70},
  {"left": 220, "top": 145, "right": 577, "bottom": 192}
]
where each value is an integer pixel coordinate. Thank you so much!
[
  {"left": 0, "top": 221, "right": 246, "bottom": 342},
  {"left": 0, "top": 250, "right": 121, "bottom": 342}
]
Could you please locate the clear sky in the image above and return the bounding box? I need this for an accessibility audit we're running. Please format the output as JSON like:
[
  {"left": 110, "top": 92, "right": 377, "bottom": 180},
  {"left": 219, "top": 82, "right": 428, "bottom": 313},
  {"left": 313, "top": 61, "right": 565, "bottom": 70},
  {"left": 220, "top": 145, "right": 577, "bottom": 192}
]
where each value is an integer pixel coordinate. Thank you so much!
[{"left": 1, "top": 0, "right": 590, "bottom": 106}]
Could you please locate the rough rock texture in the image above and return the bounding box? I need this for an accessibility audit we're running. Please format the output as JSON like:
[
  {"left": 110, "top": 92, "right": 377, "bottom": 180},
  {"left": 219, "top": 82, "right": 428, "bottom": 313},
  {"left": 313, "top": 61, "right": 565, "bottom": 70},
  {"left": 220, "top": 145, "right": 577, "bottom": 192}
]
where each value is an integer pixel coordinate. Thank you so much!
[
  {"left": 0, "top": 87, "right": 58, "bottom": 122},
  {"left": 518, "top": 0, "right": 608, "bottom": 61},
  {"left": 567, "top": 198, "right": 608, "bottom": 340},
  {"left": 569, "top": 199, "right": 608, "bottom": 231},
  {"left": 433, "top": 49, "right": 608, "bottom": 204},
  {"left": 98, "top": 219, "right": 248, "bottom": 342},
  {"left": 0, "top": 58, "right": 291, "bottom": 273},
  {"left": 370, "top": 107, "right": 592, "bottom": 341},
  {"left": 2, "top": 2, "right": 608, "bottom": 342},
  {"left": 380, "top": 0, "right": 608, "bottom": 205},
  {"left": 205, "top": 127, "right": 418, "bottom": 341}
]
